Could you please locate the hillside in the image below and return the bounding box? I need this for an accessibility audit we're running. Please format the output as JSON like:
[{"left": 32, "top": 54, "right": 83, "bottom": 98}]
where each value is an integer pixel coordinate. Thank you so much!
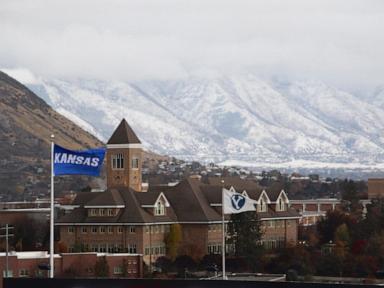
[{"left": 0, "top": 71, "right": 104, "bottom": 200}]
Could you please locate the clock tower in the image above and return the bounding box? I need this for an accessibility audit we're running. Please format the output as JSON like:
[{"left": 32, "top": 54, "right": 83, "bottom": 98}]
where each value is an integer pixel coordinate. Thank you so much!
[{"left": 106, "top": 119, "right": 143, "bottom": 191}]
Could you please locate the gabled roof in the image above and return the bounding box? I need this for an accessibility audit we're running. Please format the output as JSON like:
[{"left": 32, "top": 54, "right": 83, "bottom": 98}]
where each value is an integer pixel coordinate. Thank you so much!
[
  {"left": 275, "top": 190, "right": 289, "bottom": 204},
  {"left": 136, "top": 191, "right": 170, "bottom": 208},
  {"left": 107, "top": 119, "right": 141, "bottom": 144},
  {"left": 258, "top": 190, "right": 271, "bottom": 204},
  {"left": 58, "top": 176, "right": 298, "bottom": 225},
  {"left": 84, "top": 189, "right": 125, "bottom": 207},
  {"left": 72, "top": 192, "right": 99, "bottom": 206},
  {"left": 162, "top": 178, "right": 221, "bottom": 222}
]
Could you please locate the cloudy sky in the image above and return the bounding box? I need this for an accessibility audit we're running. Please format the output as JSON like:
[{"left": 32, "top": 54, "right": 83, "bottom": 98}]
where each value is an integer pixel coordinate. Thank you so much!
[{"left": 1, "top": 0, "right": 383, "bottom": 92}]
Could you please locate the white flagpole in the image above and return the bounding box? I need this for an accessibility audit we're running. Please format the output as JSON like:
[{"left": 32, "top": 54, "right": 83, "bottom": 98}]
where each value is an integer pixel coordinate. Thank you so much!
[
  {"left": 221, "top": 185, "right": 226, "bottom": 280},
  {"left": 50, "top": 135, "right": 55, "bottom": 278}
]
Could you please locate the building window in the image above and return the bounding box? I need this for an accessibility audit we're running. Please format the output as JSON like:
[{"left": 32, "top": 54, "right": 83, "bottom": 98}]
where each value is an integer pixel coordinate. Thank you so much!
[
  {"left": 100, "top": 226, "right": 106, "bottom": 234},
  {"left": 154, "top": 201, "right": 165, "bottom": 216},
  {"left": 108, "top": 226, "right": 114, "bottom": 234},
  {"left": 129, "top": 226, "right": 136, "bottom": 233},
  {"left": 208, "top": 243, "right": 222, "bottom": 254},
  {"left": 90, "top": 209, "right": 98, "bottom": 216},
  {"left": 100, "top": 209, "right": 106, "bottom": 216},
  {"left": 19, "top": 269, "right": 29, "bottom": 277},
  {"left": 99, "top": 244, "right": 107, "bottom": 252},
  {"left": 91, "top": 244, "right": 98, "bottom": 252},
  {"left": 145, "top": 226, "right": 150, "bottom": 233},
  {"left": 91, "top": 226, "right": 98, "bottom": 234},
  {"left": 68, "top": 226, "right": 74, "bottom": 234},
  {"left": 114, "top": 266, "right": 123, "bottom": 275},
  {"left": 259, "top": 198, "right": 267, "bottom": 212},
  {"left": 81, "top": 227, "right": 87, "bottom": 234},
  {"left": 128, "top": 243, "right": 137, "bottom": 253},
  {"left": 3, "top": 270, "right": 13, "bottom": 277},
  {"left": 117, "top": 226, "right": 123, "bottom": 234},
  {"left": 277, "top": 198, "right": 285, "bottom": 211},
  {"left": 112, "top": 153, "right": 124, "bottom": 170},
  {"left": 131, "top": 157, "right": 139, "bottom": 169},
  {"left": 108, "top": 209, "right": 114, "bottom": 216}
]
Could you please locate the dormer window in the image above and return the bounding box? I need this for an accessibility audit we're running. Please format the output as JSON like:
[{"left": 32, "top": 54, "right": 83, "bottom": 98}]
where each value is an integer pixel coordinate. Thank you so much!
[
  {"left": 259, "top": 198, "right": 267, "bottom": 212},
  {"left": 154, "top": 201, "right": 165, "bottom": 216},
  {"left": 257, "top": 191, "right": 270, "bottom": 213},
  {"left": 112, "top": 153, "right": 124, "bottom": 170},
  {"left": 277, "top": 198, "right": 285, "bottom": 211},
  {"left": 276, "top": 191, "right": 288, "bottom": 212}
]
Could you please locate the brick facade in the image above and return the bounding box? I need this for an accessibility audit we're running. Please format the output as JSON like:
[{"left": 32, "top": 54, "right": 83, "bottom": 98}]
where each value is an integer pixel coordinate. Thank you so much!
[
  {"left": 0, "top": 252, "right": 143, "bottom": 288},
  {"left": 106, "top": 148, "right": 142, "bottom": 192},
  {"left": 56, "top": 119, "right": 301, "bottom": 267}
]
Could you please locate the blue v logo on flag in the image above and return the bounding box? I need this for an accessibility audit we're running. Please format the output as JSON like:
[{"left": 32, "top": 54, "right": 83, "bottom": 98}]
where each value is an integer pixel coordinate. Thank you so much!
[{"left": 231, "top": 194, "right": 246, "bottom": 210}]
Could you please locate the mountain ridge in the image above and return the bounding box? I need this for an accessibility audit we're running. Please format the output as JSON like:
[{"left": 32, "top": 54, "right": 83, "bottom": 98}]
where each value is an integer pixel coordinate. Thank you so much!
[{"left": 20, "top": 73, "right": 384, "bottom": 167}]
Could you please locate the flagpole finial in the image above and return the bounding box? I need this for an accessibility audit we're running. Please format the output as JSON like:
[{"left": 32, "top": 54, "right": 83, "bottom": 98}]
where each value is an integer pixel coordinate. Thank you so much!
[{"left": 50, "top": 134, "right": 55, "bottom": 139}]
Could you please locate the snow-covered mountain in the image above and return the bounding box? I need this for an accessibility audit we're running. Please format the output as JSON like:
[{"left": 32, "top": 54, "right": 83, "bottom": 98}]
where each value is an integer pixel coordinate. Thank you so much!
[{"left": 26, "top": 74, "right": 384, "bottom": 166}]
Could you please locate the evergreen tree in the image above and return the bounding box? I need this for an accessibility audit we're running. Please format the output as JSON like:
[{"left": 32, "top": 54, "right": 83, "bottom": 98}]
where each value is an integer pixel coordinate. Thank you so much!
[
  {"left": 94, "top": 256, "right": 109, "bottom": 277},
  {"left": 227, "top": 211, "right": 263, "bottom": 271},
  {"left": 165, "top": 224, "right": 182, "bottom": 260}
]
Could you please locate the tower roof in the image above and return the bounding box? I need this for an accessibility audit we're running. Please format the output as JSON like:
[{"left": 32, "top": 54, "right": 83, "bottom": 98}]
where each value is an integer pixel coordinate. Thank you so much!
[{"left": 107, "top": 119, "right": 141, "bottom": 144}]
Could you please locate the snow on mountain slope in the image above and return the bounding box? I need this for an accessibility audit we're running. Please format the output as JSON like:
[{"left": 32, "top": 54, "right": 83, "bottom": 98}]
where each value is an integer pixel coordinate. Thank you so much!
[{"left": 26, "top": 75, "right": 384, "bottom": 165}]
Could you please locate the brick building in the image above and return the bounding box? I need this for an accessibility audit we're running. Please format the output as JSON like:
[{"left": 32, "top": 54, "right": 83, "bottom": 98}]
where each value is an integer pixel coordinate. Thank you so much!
[
  {"left": 56, "top": 119, "right": 300, "bottom": 264},
  {"left": 368, "top": 178, "right": 384, "bottom": 199},
  {"left": 0, "top": 251, "right": 143, "bottom": 288}
]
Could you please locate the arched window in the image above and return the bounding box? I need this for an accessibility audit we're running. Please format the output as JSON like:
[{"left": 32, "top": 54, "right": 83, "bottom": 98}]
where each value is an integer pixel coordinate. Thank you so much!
[
  {"left": 278, "top": 198, "right": 285, "bottom": 211},
  {"left": 112, "top": 153, "right": 124, "bottom": 169},
  {"left": 259, "top": 198, "right": 267, "bottom": 212},
  {"left": 154, "top": 201, "right": 165, "bottom": 216}
]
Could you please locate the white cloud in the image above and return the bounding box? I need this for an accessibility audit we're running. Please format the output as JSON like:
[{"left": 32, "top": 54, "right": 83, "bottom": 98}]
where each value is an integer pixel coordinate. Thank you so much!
[{"left": 0, "top": 0, "right": 383, "bottom": 91}]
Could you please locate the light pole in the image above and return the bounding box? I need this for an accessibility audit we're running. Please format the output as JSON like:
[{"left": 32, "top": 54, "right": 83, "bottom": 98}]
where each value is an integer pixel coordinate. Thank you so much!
[
  {"left": 0, "top": 224, "right": 14, "bottom": 277},
  {"left": 50, "top": 134, "right": 55, "bottom": 278}
]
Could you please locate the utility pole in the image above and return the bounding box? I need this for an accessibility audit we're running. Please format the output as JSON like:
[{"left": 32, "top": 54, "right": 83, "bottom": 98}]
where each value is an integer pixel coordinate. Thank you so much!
[{"left": 0, "top": 224, "right": 14, "bottom": 277}]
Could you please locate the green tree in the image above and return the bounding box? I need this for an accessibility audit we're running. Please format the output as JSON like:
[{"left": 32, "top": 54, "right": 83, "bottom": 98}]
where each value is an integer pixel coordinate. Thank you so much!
[
  {"left": 94, "top": 256, "right": 109, "bottom": 277},
  {"left": 360, "top": 198, "right": 384, "bottom": 238},
  {"left": 317, "top": 210, "right": 351, "bottom": 244},
  {"left": 154, "top": 256, "right": 173, "bottom": 273},
  {"left": 121, "top": 258, "right": 129, "bottom": 277},
  {"left": 341, "top": 179, "right": 360, "bottom": 212},
  {"left": 227, "top": 211, "right": 263, "bottom": 271},
  {"left": 11, "top": 215, "right": 49, "bottom": 251},
  {"left": 165, "top": 224, "right": 182, "bottom": 260},
  {"left": 334, "top": 223, "right": 351, "bottom": 278}
]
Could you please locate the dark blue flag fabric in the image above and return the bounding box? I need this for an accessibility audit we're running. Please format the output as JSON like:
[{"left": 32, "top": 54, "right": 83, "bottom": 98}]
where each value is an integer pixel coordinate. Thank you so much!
[{"left": 53, "top": 144, "right": 106, "bottom": 176}]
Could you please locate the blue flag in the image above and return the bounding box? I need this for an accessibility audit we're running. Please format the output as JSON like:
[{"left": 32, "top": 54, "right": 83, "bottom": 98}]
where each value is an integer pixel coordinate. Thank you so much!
[{"left": 53, "top": 144, "right": 106, "bottom": 176}]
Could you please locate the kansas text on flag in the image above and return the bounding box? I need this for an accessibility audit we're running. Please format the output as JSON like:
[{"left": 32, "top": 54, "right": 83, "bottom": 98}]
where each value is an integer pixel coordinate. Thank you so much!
[{"left": 54, "top": 144, "right": 106, "bottom": 176}]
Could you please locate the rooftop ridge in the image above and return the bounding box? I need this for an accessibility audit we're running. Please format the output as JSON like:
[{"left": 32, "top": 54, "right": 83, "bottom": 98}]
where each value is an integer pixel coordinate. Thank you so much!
[{"left": 107, "top": 119, "right": 141, "bottom": 144}]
